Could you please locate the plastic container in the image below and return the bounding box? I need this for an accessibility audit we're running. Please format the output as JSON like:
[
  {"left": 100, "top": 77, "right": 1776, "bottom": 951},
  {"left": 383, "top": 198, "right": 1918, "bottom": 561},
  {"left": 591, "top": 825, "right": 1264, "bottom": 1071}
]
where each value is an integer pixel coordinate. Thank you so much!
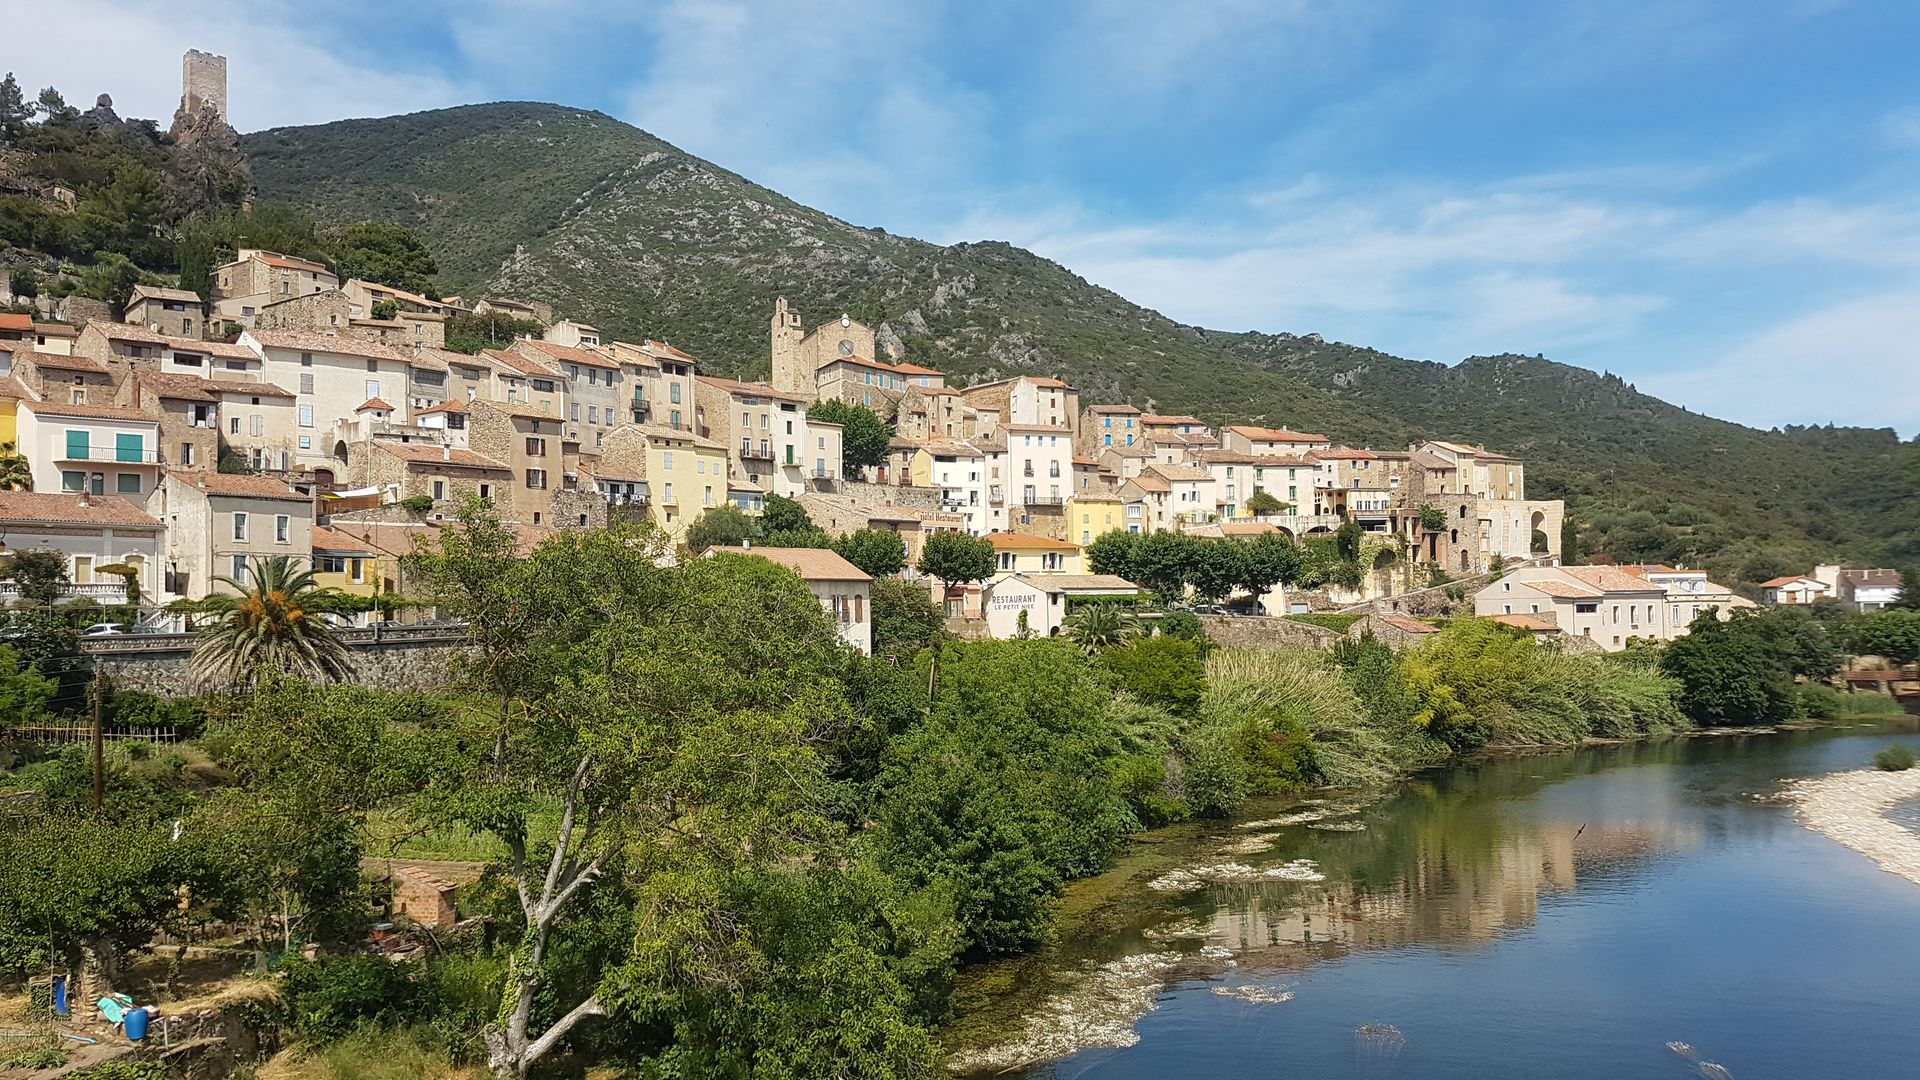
[
  {"left": 124, "top": 1007, "right": 149, "bottom": 1041},
  {"left": 52, "top": 974, "right": 69, "bottom": 1018}
]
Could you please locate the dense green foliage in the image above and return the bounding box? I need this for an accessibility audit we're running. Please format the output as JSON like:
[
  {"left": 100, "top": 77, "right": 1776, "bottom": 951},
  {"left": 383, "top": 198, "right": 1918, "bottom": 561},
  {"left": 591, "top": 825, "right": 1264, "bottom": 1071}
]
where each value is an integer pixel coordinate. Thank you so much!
[
  {"left": 916, "top": 530, "right": 994, "bottom": 588},
  {"left": 807, "top": 399, "right": 895, "bottom": 472},
  {"left": 1875, "top": 745, "right": 1916, "bottom": 771}
]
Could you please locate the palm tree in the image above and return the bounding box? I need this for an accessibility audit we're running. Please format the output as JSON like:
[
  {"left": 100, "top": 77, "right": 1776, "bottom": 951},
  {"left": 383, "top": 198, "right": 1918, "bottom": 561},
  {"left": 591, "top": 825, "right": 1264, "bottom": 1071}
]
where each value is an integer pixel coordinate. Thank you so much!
[
  {"left": 1064, "top": 604, "right": 1141, "bottom": 654},
  {"left": 190, "top": 555, "right": 353, "bottom": 686},
  {"left": 0, "top": 441, "right": 31, "bottom": 490}
]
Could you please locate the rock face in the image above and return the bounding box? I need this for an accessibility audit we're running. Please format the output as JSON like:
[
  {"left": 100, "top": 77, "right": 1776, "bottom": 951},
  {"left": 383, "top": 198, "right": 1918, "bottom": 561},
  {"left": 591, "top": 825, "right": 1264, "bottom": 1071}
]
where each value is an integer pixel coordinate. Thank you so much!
[{"left": 168, "top": 96, "right": 250, "bottom": 212}]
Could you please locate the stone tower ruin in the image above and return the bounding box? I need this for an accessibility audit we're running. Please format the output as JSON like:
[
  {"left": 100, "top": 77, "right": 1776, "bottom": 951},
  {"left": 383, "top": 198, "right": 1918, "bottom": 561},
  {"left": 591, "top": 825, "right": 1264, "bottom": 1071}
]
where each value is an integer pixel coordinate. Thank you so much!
[{"left": 181, "top": 49, "right": 227, "bottom": 122}]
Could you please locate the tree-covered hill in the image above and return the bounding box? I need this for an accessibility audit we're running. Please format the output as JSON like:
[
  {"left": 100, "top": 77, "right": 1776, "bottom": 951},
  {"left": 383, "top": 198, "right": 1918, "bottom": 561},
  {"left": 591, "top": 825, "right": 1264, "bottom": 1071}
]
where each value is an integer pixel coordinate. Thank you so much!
[{"left": 241, "top": 102, "right": 1918, "bottom": 583}]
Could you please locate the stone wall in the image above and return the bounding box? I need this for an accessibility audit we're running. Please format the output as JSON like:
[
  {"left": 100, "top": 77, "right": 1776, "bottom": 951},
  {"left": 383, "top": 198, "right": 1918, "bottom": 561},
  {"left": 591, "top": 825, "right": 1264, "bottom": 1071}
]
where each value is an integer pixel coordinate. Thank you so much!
[
  {"left": 85, "top": 626, "right": 472, "bottom": 696},
  {"left": 1196, "top": 615, "right": 1345, "bottom": 651},
  {"left": 830, "top": 479, "right": 941, "bottom": 510}
]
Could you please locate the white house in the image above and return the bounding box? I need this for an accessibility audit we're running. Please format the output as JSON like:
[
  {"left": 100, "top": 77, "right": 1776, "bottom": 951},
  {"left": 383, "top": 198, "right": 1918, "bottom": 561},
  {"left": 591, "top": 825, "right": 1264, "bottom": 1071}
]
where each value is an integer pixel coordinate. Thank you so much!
[
  {"left": 983, "top": 573, "right": 1144, "bottom": 639},
  {"left": 707, "top": 544, "right": 872, "bottom": 655},
  {"left": 0, "top": 491, "right": 163, "bottom": 604},
  {"left": 15, "top": 399, "right": 163, "bottom": 503}
]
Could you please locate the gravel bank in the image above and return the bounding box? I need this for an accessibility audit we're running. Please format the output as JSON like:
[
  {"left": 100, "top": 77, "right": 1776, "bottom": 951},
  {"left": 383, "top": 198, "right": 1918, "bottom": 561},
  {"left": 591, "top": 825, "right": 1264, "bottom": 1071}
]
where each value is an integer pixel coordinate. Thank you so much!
[{"left": 1787, "top": 767, "right": 1920, "bottom": 887}]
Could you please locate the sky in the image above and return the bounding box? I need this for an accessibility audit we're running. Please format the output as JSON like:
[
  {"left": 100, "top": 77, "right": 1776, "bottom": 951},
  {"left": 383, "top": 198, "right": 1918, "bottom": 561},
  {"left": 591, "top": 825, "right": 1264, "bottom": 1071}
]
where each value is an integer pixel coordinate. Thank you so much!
[{"left": 8, "top": 0, "right": 1920, "bottom": 434}]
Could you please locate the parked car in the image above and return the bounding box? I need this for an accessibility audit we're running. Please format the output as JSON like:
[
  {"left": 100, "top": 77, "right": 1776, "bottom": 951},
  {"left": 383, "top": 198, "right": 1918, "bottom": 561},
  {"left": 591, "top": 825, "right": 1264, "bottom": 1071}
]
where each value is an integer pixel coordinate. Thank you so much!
[{"left": 81, "top": 623, "right": 133, "bottom": 636}]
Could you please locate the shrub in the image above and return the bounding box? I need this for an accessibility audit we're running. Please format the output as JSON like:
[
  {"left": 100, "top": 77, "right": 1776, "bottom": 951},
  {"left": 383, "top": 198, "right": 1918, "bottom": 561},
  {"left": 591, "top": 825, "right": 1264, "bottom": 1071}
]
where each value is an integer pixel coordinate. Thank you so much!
[
  {"left": 1796, "top": 682, "right": 1906, "bottom": 719},
  {"left": 1874, "top": 745, "right": 1916, "bottom": 772},
  {"left": 281, "top": 954, "right": 423, "bottom": 1041},
  {"left": 1101, "top": 636, "right": 1204, "bottom": 717},
  {"left": 398, "top": 494, "right": 433, "bottom": 514}
]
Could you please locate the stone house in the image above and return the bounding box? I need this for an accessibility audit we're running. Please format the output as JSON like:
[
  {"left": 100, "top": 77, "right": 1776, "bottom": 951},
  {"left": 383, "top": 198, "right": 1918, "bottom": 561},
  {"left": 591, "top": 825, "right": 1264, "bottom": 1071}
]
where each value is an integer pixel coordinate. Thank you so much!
[
  {"left": 153, "top": 471, "right": 315, "bottom": 599},
  {"left": 1099, "top": 442, "right": 1154, "bottom": 482},
  {"left": 114, "top": 372, "right": 224, "bottom": 472},
  {"left": 542, "top": 320, "right": 601, "bottom": 348},
  {"left": 1472, "top": 565, "right": 1724, "bottom": 651},
  {"left": 1140, "top": 414, "right": 1213, "bottom": 441},
  {"left": 466, "top": 400, "right": 570, "bottom": 528},
  {"left": 74, "top": 323, "right": 261, "bottom": 384},
  {"left": 125, "top": 285, "right": 205, "bottom": 339},
  {"left": 959, "top": 375, "right": 1078, "bottom": 433},
  {"left": 694, "top": 375, "right": 814, "bottom": 497},
  {"left": 769, "top": 298, "right": 876, "bottom": 399},
  {"left": 603, "top": 339, "right": 698, "bottom": 431},
  {"left": 7, "top": 346, "right": 116, "bottom": 407},
  {"left": 471, "top": 297, "right": 551, "bottom": 325},
  {"left": 0, "top": 490, "right": 162, "bottom": 604},
  {"left": 479, "top": 348, "right": 567, "bottom": 417},
  {"left": 355, "top": 439, "right": 513, "bottom": 508},
  {"left": 242, "top": 329, "right": 418, "bottom": 476},
  {"left": 211, "top": 249, "right": 339, "bottom": 326},
  {"left": 1117, "top": 475, "right": 1172, "bottom": 532},
  {"left": 1079, "top": 403, "right": 1143, "bottom": 455},
  {"left": 510, "top": 338, "right": 622, "bottom": 450}
]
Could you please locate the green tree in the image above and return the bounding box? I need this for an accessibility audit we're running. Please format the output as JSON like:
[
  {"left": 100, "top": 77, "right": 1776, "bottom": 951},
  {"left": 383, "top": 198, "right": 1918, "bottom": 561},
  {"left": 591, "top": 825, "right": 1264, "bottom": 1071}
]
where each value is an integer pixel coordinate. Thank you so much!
[
  {"left": 1085, "top": 529, "right": 1141, "bottom": 579},
  {"left": 3, "top": 547, "right": 68, "bottom": 604},
  {"left": 0, "top": 73, "right": 31, "bottom": 140},
  {"left": 831, "top": 528, "right": 906, "bottom": 577},
  {"left": 762, "top": 492, "right": 814, "bottom": 535},
  {"left": 0, "top": 816, "right": 196, "bottom": 982},
  {"left": 187, "top": 555, "right": 353, "bottom": 686},
  {"left": 1335, "top": 520, "right": 1365, "bottom": 563},
  {"left": 1659, "top": 611, "right": 1799, "bottom": 726},
  {"left": 1246, "top": 490, "right": 1285, "bottom": 516},
  {"left": 806, "top": 399, "right": 894, "bottom": 472},
  {"left": 1418, "top": 504, "right": 1447, "bottom": 532},
  {"left": 0, "top": 438, "right": 32, "bottom": 488},
  {"left": 683, "top": 503, "right": 761, "bottom": 553},
  {"left": 1841, "top": 608, "right": 1920, "bottom": 665},
  {"left": 35, "top": 86, "right": 76, "bottom": 124},
  {"left": 370, "top": 298, "right": 399, "bottom": 320},
  {"left": 916, "top": 531, "right": 994, "bottom": 596},
  {"left": 870, "top": 575, "right": 944, "bottom": 660},
  {"left": 1891, "top": 567, "right": 1920, "bottom": 611},
  {"left": 1129, "top": 531, "right": 1193, "bottom": 602},
  {"left": 1187, "top": 538, "right": 1248, "bottom": 603},
  {"left": 0, "top": 643, "right": 55, "bottom": 730},
  {"left": 1240, "top": 532, "right": 1301, "bottom": 599},
  {"left": 8, "top": 267, "right": 35, "bottom": 300},
  {"left": 333, "top": 222, "right": 439, "bottom": 293},
  {"left": 74, "top": 251, "right": 145, "bottom": 315},
  {"left": 1101, "top": 635, "right": 1204, "bottom": 717},
  {"left": 1063, "top": 603, "right": 1141, "bottom": 654}
]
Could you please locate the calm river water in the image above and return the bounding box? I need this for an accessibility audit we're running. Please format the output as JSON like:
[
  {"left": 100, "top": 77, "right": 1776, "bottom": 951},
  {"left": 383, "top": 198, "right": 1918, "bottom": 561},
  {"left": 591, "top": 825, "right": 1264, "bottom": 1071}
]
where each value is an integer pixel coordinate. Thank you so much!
[{"left": 947, "top": 719, "right": 1920, "bottom": 1079}]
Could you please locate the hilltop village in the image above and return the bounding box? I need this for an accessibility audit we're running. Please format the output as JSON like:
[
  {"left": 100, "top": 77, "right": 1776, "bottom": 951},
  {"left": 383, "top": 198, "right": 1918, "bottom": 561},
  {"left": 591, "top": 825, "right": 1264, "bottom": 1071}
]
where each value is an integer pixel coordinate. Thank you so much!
[{"left": 0, "top": 53, "right": 1902, "bottom": 658}]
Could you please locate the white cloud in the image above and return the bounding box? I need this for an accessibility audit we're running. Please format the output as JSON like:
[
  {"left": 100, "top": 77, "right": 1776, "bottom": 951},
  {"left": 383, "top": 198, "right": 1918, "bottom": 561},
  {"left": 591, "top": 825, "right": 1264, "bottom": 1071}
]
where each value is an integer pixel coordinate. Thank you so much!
[{"left": 1642, "top": 288, "right": 1920, "bottom": 434}]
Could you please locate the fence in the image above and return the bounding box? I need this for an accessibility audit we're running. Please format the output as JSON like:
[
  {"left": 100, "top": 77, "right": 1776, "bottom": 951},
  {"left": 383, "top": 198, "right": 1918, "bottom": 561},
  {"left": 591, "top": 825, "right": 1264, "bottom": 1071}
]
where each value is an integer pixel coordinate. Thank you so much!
[{"left": 2, "top": 722, "right": 181, "bottom": 745}]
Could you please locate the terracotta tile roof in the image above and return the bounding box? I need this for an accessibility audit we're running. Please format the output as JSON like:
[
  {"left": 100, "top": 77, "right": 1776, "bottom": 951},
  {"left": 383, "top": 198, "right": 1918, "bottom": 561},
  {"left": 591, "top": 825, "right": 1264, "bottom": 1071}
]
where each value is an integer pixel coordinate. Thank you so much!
[
  {"left": 1313, "top": 448, "right": 1377, "bottom": 460},
  {"left": 473, "top": 399, "right": 566, "bottom": 423},
  {"left": 1410, "top": 451, "right": 1456, "bottom": 470},
  {"left": 1145, "top": 464, "right": 1214, "bottom": 482},
  {"left": 20, "top": 349, "right": 109, "bottom": 373},
  {"left": 415, "top": 400, "right": 467, "bottom": 416},
  {"left": 922, "top": 440, "right": 982, "bottom": 457},
  {"left": 165, "top": 470, "right": 312, "bottom": 502},
  {"left": 1491, "top": 613, "right": 1560, "bottom": 632},
  {"left": 1125, "top": 476, "right": 1172, "bottom": 493},
  {"left": 1560, "top": 565, "right": 1668, "bottom": 593},
  {"left": 696, "top": 374, "right": 810, "bottom": 402},
  {"left": 888, "top": 361, "right": 944, "bottom": 376},
  {"left": 403, "top": 348, "right": 462, "bottom": 373},
  {"left": 1003, "top": 423, "right": 1073, "bottom": 433},
  {"left": 0, "top": 313, "right": 34, "bottom": 332},
  {"left": 372, "top": 441, "right": 513, "bottom": 472},
  {"left": 1102, "top": 443, "right": 1153, "bottom": 458},
  {"left": 0, "top": 491, "right": 160, "bottom": 528},
  {"left": 1086, "top": 403, "right": 1142, "bottom": 414},
  {"left": 1760, "top": 574, "right": 1819, "bottom": 588},
  {"left": 356, "top": 398, "right": 396, "bottom": 412},
  {"left": 917, "top": 386, "right": 963, "bottom": 396},
  {"left": 129, "top": 285, "right": 204, "bottom": 304},
  {"left": 19, "top": 399, "right": 157, "bottom": 423},
  {"left": 986, "top": 531, "right": 1079, "bottom": 551},
  {"left": 1071, "top": 455, "right": 1102, "bottom": 465},
  {"left": 1021, "top": 574, "right": 1141, "bottom": 593},
  {"left": 481, "top": 348, "right": 559, "bottom": 379},
  {"left": 633, "top": 423, "right": 726, "bottom": 451},
  {"left": 316, "top": 520, "right": 442, "bottom": 557},
  {"left": 1194, "top": 450, "right": 1259, "bottom": 464},
  {"left": 518, "top": 338, "right": 620, "bottom": 370},
  {"left": 1840, "top": 568, "right": 1902, "bottom": 588},
  {"left": 714, "top": 544, "right": 872, "bottom": 582},
  {"left": 248, "top": 251, "right": 332, "bottom": 273},
  {"left": 1225, "top": 424, "right": 1329, "bottom": 442},
  {"left": 1379, "top": 613, "right": 1442, "bottom": 634},
  {"left": 1025, "top": 376, "right": 1073, "bottom": 389},
  {"left": 1141, "top": 414, "right": 1206, "bottom": 425},
  {"left": 580, "top": 460, "right": 647, "bottom": 483},
  {"left": 311, "top": 525, "right": 378, "bottom": 555},
  {"left": 207, "top": 378, "right": 294, "bottom": 398},
  {"left": 247, "top": 329, "right": 413, "bottom": 363}
]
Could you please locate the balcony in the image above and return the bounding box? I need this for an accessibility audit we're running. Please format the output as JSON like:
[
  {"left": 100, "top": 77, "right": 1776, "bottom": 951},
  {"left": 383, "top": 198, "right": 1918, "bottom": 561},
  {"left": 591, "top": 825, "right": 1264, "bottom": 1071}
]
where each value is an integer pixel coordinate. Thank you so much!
[
  {"left": 0, "top": 581, "right": 132, "bottom": 604},
  {"left": 740, "top": 441, "right": 774, "bottom": 461},
  {"left": 57, "top": 446, "right": 161, "bottom": 465},
  {"left": 1023, "top": 495, "right": 1065, "bottom": 507}
]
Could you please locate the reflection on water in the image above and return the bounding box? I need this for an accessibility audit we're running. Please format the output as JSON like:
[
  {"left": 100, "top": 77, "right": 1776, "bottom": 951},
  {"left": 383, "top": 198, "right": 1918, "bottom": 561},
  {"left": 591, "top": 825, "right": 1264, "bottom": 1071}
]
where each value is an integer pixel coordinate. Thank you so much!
[{"left": 947, "top": 719, "right": 1920, "bottom": 1079}]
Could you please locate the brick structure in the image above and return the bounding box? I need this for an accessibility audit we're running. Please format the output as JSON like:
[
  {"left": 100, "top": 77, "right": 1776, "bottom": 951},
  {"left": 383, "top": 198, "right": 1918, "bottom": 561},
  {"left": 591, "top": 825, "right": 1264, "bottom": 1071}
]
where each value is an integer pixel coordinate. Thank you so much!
[
  {"left": 181, "top": 49, "right": 227, "bottom": 122},
  {"left": 393, "top": 865, "right": 458, "bottom": 930}
]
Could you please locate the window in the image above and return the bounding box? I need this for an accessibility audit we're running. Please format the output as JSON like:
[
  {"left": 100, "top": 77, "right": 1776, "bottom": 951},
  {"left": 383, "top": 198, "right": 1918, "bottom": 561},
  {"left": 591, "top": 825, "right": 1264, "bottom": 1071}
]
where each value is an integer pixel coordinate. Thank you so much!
[
  {"left": 526, "top": 469, "right": 547, "bottom": 490},
  {"left": 300, "top": 373, "right": 314, "bottom": 394},
  {"left": 250, "top": 415, "right": 263, "bottom": 437},
  {"left": 298, "top": 435, "right": 311, "bottom": 450},
  {"left": 433, "top": 480, "right": 445, "bottom": 500},
  {"left": 233, "top": 512, "right": 249, "bottom": 541},
  {"left": 854, "top": 594, "right": 864, "bottom": 623},
  {"left": 571, "top": 402, "right": 580, "bottom": 421},
  {"left": 116, "top": 473, "right": 141, "bottom": 495},
  {"left": 275, "top": 515, "right": 290, "bottom": 543},
  {"left": 670, "top": 409, "right": 681, "bottom": 428},
  {"left": 115, "top": 433, "right": 144, "bottom": 463},
  {"left": 670, "top": 383, "right": 681, "bottom": 403},
  {"left": 478, "top": 483, "right": 492, "bottom": 500},
  {"left": 525, "top": 437, "right": 546, "bottom": 457},
  {"left": 233, "top": 555, "right": 249, "bottom": 578},
  {"left": 588, "top": 406, "right": 598, "bottom": 424},
  {"left": 365, "top": 380, "right": 381, "bottom": 401},
  {"left": 349, "top": 559, "right": 365, "bottom": 584},
  {"left": 65, "top": 429, "right": 90, "bottom": 460},
  {"left": 180, "top": 443, "right": 195, "bottom": 466},
  {"left": 703, "top": 485, "right": 714, "bottom": 506},
  {"left": 298, "top": 405, "right": 315, "bottom": 428},
  {"left": 300, "top": 352, "right": 313, "bottom": 367},
  {"left": 999, "top": 552, "right": 1015, "bottom": 570},
  {"left": 662, "top": 451, "right": 674, "bottom": 470},
  {"left": 61, "top": 470, "right": 85, "bottom": 492},
  {"left": 229, "top": 416, "right": 242, "bottom": 435},
  {"left": 366, "top": 359, "right": 379, "bottom": 373}
]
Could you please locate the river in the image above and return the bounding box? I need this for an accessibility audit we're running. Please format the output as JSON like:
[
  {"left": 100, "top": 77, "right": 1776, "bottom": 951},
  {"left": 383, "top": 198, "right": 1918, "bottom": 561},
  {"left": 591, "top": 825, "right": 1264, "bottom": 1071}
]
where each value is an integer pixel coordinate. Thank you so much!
[{"left": 944, "top": 719, "right": 1920, "bottom": 1079}]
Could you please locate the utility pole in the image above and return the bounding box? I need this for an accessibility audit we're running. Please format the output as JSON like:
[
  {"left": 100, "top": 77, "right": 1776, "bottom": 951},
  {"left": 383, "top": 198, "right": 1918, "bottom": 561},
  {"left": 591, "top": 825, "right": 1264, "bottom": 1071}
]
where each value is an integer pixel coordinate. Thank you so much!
[{"left": 91, "top": 669, "right": 105, "bottom": 812}]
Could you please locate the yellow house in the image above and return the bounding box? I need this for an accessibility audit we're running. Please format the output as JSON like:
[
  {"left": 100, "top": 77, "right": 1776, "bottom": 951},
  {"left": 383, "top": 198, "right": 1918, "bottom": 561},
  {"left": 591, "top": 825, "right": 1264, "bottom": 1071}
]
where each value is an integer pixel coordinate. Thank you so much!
[
  {"left": 986, "top": 531, "right": 1084, "bottom": 576},
  {"left": 1066, "top": 492, "right": 1125, "bottom": 547}
]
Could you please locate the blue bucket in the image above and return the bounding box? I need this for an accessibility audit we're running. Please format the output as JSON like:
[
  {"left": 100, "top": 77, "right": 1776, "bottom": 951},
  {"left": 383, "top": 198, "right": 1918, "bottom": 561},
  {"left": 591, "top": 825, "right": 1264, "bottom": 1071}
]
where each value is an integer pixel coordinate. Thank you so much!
[
  {"left": 124, "top": 1007, "right": 149, "bottom": 1041},
  {"left": 51, "top": 974, "right": 69, "bottom": 1018}
]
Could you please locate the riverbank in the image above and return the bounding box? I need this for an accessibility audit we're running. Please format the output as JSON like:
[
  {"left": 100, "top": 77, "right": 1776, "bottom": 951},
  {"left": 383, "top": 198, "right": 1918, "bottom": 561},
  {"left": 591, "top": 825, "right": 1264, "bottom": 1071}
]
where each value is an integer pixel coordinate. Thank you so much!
[{"left": 1787, "top": 766, "right": 1920, "bottom": 887}]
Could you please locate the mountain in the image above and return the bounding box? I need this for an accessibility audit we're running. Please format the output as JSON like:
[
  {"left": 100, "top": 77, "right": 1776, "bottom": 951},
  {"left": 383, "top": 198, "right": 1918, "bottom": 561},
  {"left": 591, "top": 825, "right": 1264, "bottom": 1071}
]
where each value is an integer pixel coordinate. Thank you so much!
[{"left": 240, "top": 102, "right": 1920, "bottom": 583}]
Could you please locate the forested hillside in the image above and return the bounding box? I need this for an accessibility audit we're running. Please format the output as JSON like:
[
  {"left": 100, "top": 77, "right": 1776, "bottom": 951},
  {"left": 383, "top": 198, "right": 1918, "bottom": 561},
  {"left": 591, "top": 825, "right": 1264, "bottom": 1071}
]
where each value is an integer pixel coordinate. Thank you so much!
[{"left": 231, "top": 101, "right": 1907, "bottom": 583}]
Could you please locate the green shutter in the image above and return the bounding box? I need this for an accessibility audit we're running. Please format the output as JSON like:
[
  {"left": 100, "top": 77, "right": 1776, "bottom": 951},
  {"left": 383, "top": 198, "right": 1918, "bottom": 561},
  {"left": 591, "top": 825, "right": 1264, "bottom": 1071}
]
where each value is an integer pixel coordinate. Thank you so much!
[
  {"left": 66, "top": 429, "right": 90, "bottom": 460},
  {"left": 115, "top": 433, "right": 144, "bottom": 463}
]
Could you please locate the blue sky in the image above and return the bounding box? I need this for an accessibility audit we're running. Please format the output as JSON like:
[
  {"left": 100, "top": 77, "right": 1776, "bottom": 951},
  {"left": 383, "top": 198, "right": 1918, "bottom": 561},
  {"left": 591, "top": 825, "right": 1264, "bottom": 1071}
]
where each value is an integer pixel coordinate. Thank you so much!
[{"left": 15, "top": 0, "right": 1920, "bottom": 433}]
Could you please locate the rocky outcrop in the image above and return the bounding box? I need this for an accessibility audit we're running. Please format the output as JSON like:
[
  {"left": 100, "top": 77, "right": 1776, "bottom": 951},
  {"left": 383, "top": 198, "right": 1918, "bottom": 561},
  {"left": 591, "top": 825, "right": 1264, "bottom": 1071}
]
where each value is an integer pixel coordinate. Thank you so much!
[{"left": 167, "top": 99, "right": 250, "bottom": 213}]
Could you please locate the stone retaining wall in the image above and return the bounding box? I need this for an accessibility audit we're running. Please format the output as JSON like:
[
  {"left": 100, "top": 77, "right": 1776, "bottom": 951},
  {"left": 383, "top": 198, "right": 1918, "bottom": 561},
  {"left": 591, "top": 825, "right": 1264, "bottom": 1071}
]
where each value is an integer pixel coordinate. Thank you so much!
[
  {"left": 1197, "top": 615, "right": 1345, "bottom": 651},
  {"left": 85, "top": 627, "right": 472, "bottom": 696}
]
